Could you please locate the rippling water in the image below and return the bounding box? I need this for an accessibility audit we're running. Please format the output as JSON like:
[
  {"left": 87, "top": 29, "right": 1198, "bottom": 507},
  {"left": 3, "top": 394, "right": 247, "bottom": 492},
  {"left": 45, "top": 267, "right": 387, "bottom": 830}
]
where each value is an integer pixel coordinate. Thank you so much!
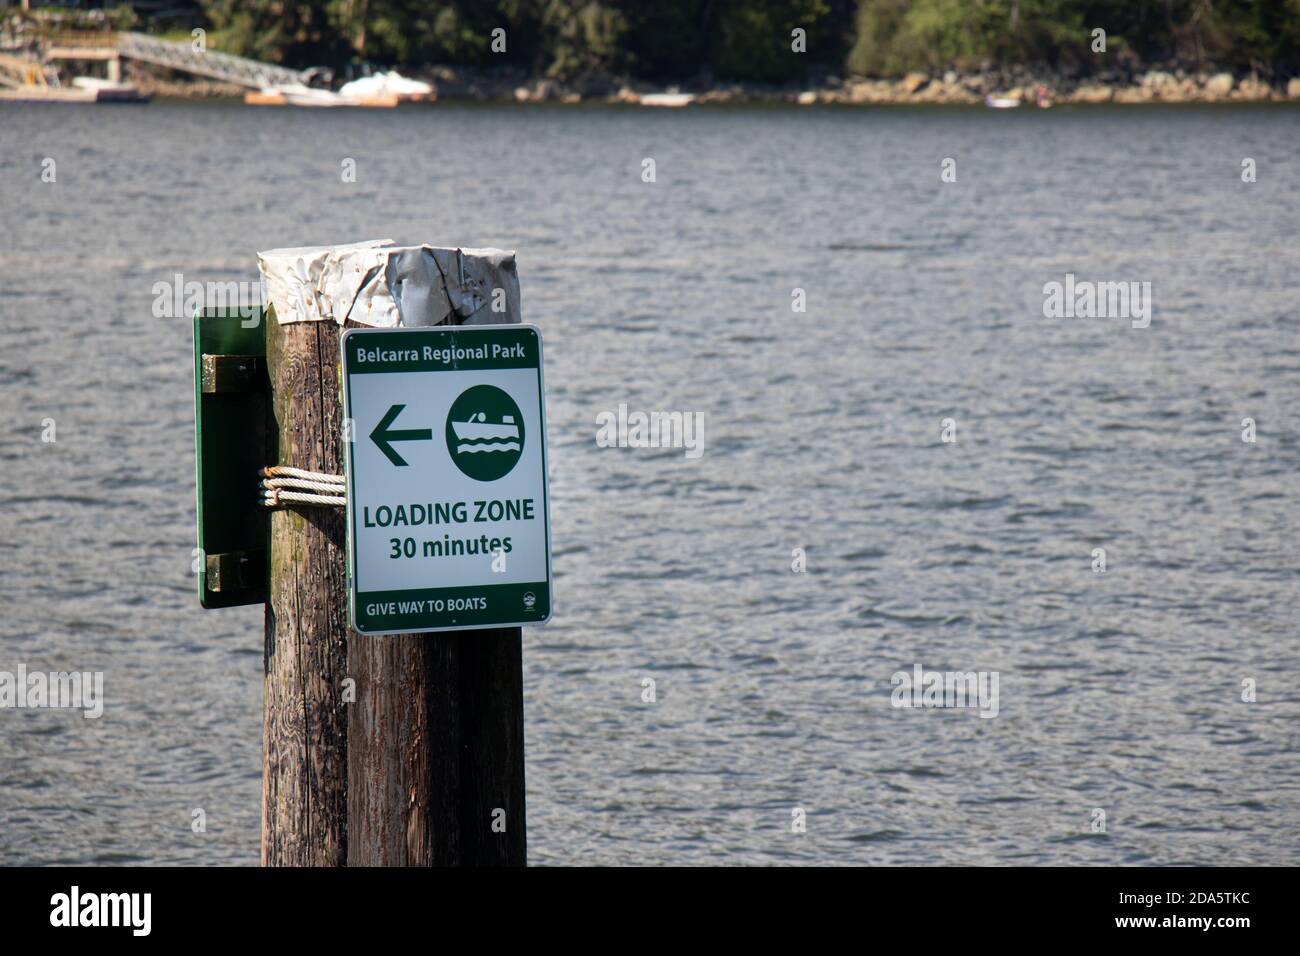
[{"left": 1, "top": 101, "right": 1298, "bottom": 866}]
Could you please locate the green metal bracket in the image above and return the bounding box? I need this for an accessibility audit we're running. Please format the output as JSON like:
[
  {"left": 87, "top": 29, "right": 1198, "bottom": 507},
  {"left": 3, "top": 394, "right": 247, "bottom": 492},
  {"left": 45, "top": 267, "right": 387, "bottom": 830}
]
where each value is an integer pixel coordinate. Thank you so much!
[{"left": 194, "top": 307, "right": 270, "bottom": 608}]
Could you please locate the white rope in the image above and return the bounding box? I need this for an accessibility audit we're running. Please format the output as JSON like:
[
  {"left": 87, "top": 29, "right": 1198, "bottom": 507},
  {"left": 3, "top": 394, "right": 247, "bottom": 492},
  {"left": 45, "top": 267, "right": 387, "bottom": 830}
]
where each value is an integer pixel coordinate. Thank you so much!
[
  {"left": 261, "top": 466, "right": 344, "bottom": 485},
  {"left": 263, "top": 476, "right": 346, "bottom": 494},
  {"left": 258, "top": 465, "right": 346, "bottom": 508},
  {"left": 261, "top": 494, "right": 345, "bottom": 509}
]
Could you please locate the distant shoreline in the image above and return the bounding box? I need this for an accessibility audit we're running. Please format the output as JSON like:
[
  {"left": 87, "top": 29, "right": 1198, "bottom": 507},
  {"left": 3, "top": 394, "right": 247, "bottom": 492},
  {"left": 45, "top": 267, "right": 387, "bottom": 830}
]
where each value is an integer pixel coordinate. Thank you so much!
[{"left": 131, "top": 68, "right": 1300, "bottom": 107}]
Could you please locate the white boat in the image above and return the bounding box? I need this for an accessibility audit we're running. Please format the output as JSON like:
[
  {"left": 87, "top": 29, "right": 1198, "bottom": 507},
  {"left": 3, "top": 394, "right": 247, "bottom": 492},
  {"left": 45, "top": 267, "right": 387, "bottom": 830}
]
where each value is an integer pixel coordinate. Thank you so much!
[
  {"left": 985, "top": 95, "right": 1021, "bottom": 109},
  {"left": 339, "top": 70, "right": 434, "bottom": 101},
  {"left": 9, "top": 76, "right": 151, "bottom": 102},
  {"left": 247, "top": 84, "right": 396, "bottom": 107},
  {"left": 639, "top": 92, "right": 695, "bottom": 108},
  {"left": 278, "top": 84, "right": 356, "bottom": 107}
]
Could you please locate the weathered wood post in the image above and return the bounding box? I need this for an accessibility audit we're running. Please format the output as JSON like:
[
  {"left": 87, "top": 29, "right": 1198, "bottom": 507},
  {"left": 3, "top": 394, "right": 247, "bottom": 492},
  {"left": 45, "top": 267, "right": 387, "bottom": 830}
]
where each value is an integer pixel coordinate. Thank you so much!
[
  {"left": 261, "top": 313, "right": 351, "bottom": 866},
  {"left": 258, "top": 242, "right": 527, "bottom": 866}
]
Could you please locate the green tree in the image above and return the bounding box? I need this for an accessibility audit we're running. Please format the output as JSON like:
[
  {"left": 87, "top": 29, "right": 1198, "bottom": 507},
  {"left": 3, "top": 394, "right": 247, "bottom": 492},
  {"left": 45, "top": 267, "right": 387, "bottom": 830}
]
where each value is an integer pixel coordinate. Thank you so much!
[
  {"left": 848, "top": 0, "right": 1087, "bottom": 76},
  {"left": 712, "top": 0, "right": 836, "bottom": 81},
  {"left": 538, "top": 1, "right": 631, "bottom": 78},
  {"left": 195, "top": 1, "right": 1300, "bottom": 83},
  {"left": 622, "top": 1, "right": 710, "bottom": 79},
  {"left": 199, "top": 0, "right": 343, "bottom": 65}
]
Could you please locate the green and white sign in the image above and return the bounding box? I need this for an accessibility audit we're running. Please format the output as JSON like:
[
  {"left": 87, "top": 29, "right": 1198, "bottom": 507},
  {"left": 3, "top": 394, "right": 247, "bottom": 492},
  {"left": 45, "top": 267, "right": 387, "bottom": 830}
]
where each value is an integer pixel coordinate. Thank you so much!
[{"left": 341, "top": 325, "right": 552, "bottom": 635}]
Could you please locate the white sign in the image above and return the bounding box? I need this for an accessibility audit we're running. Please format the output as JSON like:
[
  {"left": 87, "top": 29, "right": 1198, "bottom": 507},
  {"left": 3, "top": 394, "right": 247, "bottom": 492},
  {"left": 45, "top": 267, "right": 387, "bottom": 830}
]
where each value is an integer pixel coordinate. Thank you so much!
[{"left": 341, "top": 325, "right": 551, "bottom": 634}]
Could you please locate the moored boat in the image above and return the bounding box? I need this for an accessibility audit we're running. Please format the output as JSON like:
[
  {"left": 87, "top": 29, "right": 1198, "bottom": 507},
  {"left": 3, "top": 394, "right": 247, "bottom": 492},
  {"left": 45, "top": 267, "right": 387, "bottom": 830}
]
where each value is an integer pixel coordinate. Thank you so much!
[
  {"left": 0, "top": 78, "right": 148, "bottom": 103},
  {"left": 339, "top": 71, "right": 434, "bottom": 103},
  {"left": 638, "top": 92, "right": 695, "bottom": 108},
  {"left": 246, "top": 83, "right": 398, "bottom": 108},
  {"left": 71, "top": 76, "right": 150, "bottom": 102}
]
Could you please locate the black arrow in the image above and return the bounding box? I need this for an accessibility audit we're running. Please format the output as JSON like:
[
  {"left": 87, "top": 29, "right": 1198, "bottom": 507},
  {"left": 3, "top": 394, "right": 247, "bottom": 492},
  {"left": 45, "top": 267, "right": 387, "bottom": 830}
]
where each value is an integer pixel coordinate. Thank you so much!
[{"left": 370, "top": 404, "right": 432, "bottom": 467}]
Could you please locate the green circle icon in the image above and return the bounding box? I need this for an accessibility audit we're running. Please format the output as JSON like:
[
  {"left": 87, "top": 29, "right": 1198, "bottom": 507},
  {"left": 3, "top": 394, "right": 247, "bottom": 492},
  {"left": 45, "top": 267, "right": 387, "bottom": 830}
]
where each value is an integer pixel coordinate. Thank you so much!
[{"left": 445, "top": 385, "right": 525, "bottom": 481}]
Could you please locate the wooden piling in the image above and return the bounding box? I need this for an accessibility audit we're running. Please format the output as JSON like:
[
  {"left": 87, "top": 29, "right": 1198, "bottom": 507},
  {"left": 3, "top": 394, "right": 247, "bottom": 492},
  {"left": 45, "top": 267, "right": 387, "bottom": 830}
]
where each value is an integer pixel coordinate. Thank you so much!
[
  {"left": 262, "top": 268, "right": 526, "bottom": 866},
  {"left": 262, "top": 316, "right": 351, "bottom": 866}
]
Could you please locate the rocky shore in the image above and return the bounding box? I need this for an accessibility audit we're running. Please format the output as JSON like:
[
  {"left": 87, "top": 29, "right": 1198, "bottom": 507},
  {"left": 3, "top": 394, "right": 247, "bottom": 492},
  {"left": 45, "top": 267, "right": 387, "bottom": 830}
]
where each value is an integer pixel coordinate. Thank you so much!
[
  {"left": 133, "top": 61, "right": 1300, "bottom": 105},
  {"left": 126, "top": 65, "right": 244, "bottom": 99},
  {"left": 501, "top": 67, "right": 1300, "bottom": 106}
]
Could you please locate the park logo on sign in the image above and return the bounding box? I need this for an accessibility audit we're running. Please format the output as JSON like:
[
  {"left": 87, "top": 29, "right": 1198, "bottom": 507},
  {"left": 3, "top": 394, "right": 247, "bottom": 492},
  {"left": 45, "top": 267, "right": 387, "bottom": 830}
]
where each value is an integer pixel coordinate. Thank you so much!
[{"left": 446, "top": 384, "right": 524, "bottom": 481}]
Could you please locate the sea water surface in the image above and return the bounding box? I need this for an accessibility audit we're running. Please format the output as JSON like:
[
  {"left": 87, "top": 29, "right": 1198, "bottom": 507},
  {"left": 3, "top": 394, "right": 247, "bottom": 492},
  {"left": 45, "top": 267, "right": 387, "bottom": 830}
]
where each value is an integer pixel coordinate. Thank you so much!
[{"left": 1, "top": 101, "right": 1298, "bottom": 865}]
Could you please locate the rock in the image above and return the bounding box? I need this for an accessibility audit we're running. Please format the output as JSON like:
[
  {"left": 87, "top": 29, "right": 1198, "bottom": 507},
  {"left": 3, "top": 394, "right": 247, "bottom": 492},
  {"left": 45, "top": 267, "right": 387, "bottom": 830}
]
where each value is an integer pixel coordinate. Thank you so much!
[
  {"left": 1288, "top": 78, "right": 1300, "bottom": 98},
  {"left": 1205, "top": 72, "right": 1234, "bottom": 97},
  {"left": 845, "top": 80, "right": 871, "bottom": 103},
  {"left": 943, "top": 71, "right": 958, "bottom": 86},
  {"left": 128, "top": 68, "right": 244, "bottom": 98},
  {"left": 1140, "top": 70, "right": 1190, "bottom": 100},
  {"left": 1142, "top": 70, "right": 1175, "bottom": 90},
  {"left": 1113, "top": 87, "right": 1151, "bottom": 104},
  {"left": 513, "top": 86, "right": 531, "bottom": 102},
  {"left": 1152, "top": 76, "right": 1196, "bottom": 103},
  {"left": 916, "top": 78, "right": 978, "bottom": 104},
  {"left": 797, "top": 90, "right": 817, "bottom": 105},
  {"left": 846, "top": 79, "right": 894, "bottom": 103},
  {"left": 1235, "top": 76, "right": 1271, "bottom": 100},
  {"left": 901, "top": 72, "right": 929, "bottom": 94},
  {"left": 1071, "top": 85, "right": 1113, "bottom": 104},
  {"left": 697, "top": 87, "right": 745, "bottom": 104}
]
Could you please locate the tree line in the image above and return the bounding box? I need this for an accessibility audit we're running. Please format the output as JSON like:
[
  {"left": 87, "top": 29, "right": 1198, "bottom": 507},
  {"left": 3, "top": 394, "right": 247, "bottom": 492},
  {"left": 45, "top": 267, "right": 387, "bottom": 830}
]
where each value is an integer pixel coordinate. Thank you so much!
[{"left": 194, "top": 0, "right": 1300, "bottom": 80}]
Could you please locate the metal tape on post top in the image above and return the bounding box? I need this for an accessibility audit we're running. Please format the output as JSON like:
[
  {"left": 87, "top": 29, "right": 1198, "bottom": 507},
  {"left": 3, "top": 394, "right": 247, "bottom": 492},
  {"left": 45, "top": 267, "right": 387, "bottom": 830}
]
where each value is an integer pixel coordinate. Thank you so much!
[{"left": 256, "top": 241, "right": 521, "bottom": 329}]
